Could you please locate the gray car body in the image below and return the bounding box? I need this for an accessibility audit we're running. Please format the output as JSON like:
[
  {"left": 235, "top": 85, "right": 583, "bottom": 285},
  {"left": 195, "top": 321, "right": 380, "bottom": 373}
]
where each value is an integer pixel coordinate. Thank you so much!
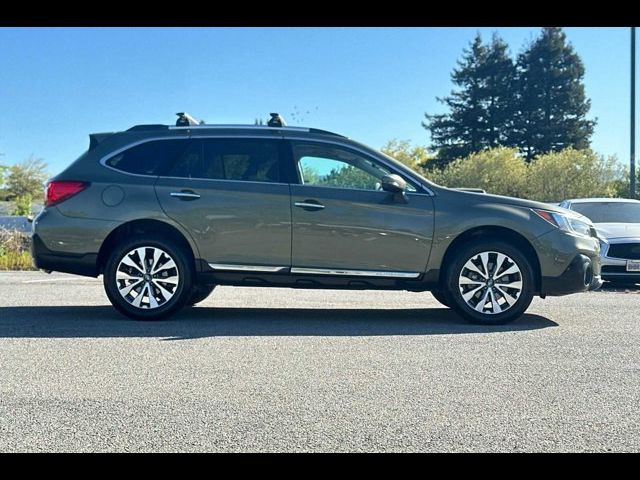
[{"left": 32, "top": 124, "right": 601, "bottom": 296}]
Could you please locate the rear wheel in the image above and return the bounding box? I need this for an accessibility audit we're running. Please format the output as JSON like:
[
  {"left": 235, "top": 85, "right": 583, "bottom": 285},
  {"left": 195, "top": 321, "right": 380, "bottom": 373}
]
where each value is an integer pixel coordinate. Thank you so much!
[
  {"left": 103, "top": 236, "right": 193, "bottom": 320},
  {"left": 444, "top": 240, "right": 535, "bottom": 325},
  {"left": 187, "top": 284, "right": 216, "bottom": 306}
]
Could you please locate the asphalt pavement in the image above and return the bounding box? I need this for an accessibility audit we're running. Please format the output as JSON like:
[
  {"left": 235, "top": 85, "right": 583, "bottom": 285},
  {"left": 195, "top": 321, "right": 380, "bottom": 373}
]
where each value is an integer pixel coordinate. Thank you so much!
[{"left": 1, "top": 271, "right": 639, "bottom": 452}]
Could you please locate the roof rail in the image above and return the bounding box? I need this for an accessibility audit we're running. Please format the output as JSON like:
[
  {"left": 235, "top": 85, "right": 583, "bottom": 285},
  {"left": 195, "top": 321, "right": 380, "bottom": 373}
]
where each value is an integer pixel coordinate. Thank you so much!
[
  {"left": 308, "top": 128, "right": 346, "bottom": 138},
  {"left": 127, "top": 124, "right": 169, "bottom": 132}
]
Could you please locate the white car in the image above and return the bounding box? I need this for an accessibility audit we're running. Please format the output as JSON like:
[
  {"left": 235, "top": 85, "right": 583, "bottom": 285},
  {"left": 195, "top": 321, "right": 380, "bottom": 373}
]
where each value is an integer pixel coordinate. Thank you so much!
[{"left": 559, "top": 198, "right": 640, "bottom": 284}]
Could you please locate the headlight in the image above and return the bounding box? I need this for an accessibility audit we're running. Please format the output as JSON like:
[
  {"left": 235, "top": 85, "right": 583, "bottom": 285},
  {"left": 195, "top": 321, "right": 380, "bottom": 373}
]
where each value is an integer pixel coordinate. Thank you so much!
[{"left": 532, "top": 209, "right": 594, "bottom": 238}]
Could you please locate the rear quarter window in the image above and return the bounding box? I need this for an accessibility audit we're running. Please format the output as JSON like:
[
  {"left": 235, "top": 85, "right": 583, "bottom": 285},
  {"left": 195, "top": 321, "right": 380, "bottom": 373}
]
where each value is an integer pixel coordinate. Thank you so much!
[{"left": 105, "top": 139, "right": 188, "bottom": 175}]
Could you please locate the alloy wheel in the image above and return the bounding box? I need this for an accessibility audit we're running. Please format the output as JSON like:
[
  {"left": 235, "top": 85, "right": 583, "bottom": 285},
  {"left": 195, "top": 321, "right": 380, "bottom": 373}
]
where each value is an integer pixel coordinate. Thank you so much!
[
  {"left": 115, "top": 246, "right": 180, "bottom": 309},
  {"left": 458, "top": 251, "right": 523, "bottom": 315}
]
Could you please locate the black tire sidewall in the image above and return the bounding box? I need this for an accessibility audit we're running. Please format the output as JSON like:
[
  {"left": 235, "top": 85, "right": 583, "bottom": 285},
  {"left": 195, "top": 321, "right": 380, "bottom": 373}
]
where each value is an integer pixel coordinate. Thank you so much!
[
  {"left": 431, "top": 289, "right": 451, "bottom": 308},
  {"left": 103, "top": 236, "right": 193, "bottom": 320},
  {"left": 445, "top": 240, "right": 535, "bottom": 325},
  {"left": 187, "top": 284, "right": 216, "bottom": 306}
]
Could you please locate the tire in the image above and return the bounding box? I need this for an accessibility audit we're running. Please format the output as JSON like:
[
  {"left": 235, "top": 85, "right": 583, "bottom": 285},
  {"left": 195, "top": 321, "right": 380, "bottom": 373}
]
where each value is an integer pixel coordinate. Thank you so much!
[
  {"left": 103, "top": 235, "right": 193, "bottom": 320},
  {"left": 187, "top": 284, "right": 216, "bottom": 306},
  {"left": 431, "top": 289, "right": 450, "bottom": 308},
  {"left": 444, "top": 240, "right": 535, "bottom": 325}
]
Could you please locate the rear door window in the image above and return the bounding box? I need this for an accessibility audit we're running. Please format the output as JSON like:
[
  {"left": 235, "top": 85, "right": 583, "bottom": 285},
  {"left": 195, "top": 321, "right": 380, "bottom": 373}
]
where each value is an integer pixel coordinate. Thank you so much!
[{"left": 166, "top": 138, "right": 283, "bottom": 183}]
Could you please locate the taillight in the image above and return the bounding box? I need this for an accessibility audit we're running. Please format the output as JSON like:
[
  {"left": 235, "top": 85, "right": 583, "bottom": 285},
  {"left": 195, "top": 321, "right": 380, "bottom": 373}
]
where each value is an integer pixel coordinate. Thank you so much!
[{"left": 45, "top": 181, "right": 89, "bottom": 207}]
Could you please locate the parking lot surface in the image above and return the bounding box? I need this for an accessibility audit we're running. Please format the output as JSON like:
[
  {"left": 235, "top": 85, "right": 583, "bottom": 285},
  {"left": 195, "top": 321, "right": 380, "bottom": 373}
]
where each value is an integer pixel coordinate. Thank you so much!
[{"left": 1, "top": 271, "right": 639, "bottom": 452}]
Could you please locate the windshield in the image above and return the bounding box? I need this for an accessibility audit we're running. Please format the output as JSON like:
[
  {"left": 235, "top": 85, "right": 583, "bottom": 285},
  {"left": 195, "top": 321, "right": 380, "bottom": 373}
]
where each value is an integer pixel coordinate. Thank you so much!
[{"left": 570, "top": 202, "right": 640, "bottom": 223}]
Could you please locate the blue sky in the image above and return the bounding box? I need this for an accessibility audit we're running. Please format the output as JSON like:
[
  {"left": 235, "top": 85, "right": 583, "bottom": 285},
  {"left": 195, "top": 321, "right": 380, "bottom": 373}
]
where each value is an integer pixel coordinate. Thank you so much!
[{"left": 0, "top": 27, "right": 635, "bottom": 175}]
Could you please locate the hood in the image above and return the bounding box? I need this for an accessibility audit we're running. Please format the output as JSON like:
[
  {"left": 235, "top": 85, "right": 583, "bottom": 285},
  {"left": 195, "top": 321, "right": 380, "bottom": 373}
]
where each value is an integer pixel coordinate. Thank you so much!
[
  {"left": 594, "top": 222, "right": 640, "bottom": 240},
  {"left": 439, "top": 187, "right": 571, "bottom": 214}
]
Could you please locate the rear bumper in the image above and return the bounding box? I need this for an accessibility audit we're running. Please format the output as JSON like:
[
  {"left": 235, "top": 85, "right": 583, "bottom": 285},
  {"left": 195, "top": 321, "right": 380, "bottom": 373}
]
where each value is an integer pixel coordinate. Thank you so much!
[
  {"left": 541, "top": 253, "right": 602, "bottom": 296},
  {"left": 31, "top": 234, "right": 99, "bottom": 276},
  {"left": 30, "top": 207, "right": 114, "bottom": 277}
]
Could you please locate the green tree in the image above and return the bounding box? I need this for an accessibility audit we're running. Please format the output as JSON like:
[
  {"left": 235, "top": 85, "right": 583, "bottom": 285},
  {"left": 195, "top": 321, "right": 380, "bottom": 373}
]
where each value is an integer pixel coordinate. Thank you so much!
[
  {"left": 515, "top": 27, "right": 596, "bottom": 161},
  {"left": 11, "top": 194, "right": 32, "bottom": 216},
  {"left": 428, "top": 147, "right": 527, "bottom": 197},
  {"left": 322, "top": 165, "right": 379, "bottom": 190},
  {"left": 0, "top": 164, "right": 9, "bottom": 200},
  {"left": 0, "top": 164, "right": 8, "bottom": 187},
  {"left": 300, "top": 164, "right": 320, "bottom": 185},
  {"left": 6, "top": 157, "right": 48, "bottom": 201},
  {"left": 423, "top": 33, "right": 517, "bottom": 166},
  {"left": 380, "top": 139, "right": 433, "bottom": 171},
  {"left": 525, "top": 149, "right": 619, "bottom": 201}
]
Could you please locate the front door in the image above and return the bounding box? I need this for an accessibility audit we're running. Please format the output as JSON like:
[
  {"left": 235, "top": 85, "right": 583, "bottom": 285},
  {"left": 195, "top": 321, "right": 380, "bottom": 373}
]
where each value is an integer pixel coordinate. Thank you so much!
[
  {"left": 155, "top": 137, "right": 292, "bottom": 270},
  {"left": 289, "top": 141, "right": 434, "bottom": 276}
]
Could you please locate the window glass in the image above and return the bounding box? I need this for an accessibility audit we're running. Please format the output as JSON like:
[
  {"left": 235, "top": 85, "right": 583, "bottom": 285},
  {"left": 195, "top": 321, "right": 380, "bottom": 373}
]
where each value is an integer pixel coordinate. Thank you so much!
[
  {"left": 571, "top": 202, "right": 640, "bottom": 223},
  {"left": 166, "top": 139, "right": 281, "bottom": 183},
  {"left": 294, "top": 143, "right": 415, "bottom": 191},
  {"left": 106, "top": 139, "right": 188, "bottom": 175},
  {"left": 165, "top": 141, "right": 204, "bottom": 178}
]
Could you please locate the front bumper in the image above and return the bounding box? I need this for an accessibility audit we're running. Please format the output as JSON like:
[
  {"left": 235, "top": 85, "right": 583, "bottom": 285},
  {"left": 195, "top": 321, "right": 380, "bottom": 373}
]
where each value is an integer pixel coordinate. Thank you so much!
[
  {"left": 534, "top": 226, "right": 601, "bottom": 296},
  {"left": 599, "top": 240, "right": 640, "bottom": 283},
  {"left": 541, "top": 253, "right": 602, "bottom": 296}
]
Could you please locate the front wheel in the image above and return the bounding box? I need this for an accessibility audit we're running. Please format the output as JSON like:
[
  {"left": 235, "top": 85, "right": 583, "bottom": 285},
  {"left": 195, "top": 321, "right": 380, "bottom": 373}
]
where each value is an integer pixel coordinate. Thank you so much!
[
  {"left": 444, "top": 240, "right": 535, "bottom": 325},
  {"left": 187, "top": 284, "right": 216, "bottom": 306},
  {"left": 431, "top": 290, "right": 450, "bottom": 308},
  {"left": 103, "top": 236, "right": 193, "bottom": 320}
]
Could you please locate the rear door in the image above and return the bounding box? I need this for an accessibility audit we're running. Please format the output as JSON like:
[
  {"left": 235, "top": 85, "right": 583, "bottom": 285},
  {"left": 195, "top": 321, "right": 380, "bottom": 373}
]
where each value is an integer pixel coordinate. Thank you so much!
[{"left": 155, "top": 137, "right": 292, "bottom": 270}]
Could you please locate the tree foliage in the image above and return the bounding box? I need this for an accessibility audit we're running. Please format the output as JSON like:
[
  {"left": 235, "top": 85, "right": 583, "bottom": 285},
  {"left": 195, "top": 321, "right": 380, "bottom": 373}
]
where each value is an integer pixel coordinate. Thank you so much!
[
  {"left": 424, "top": 28, "right": 595, "bottom": 165},
  {"left": 425, "top": 147, "right": 622, "bottom": 202},
  {"left": 5, "top": 157, "right": 48, "bottom": 201},
  {"left": 515, "top": 27, "right": 596, "bottom": 160},
  {"left": 423, "top": 33, "right": 517, "bottom": 165},
  {"left": 428, "top": 147, "right": 527, "bottom": 198},
  {"left": 380, "top": 139, "right": 433, "bottom": 171},
  {"left": 11, "top": 194, "right": 33, "bottom": 216},
  {"left": 526, "top": 149, "right": 619, "bottom": 201},
  {"left": 322, "top": 165, "right": 379, "bottom": 190}
]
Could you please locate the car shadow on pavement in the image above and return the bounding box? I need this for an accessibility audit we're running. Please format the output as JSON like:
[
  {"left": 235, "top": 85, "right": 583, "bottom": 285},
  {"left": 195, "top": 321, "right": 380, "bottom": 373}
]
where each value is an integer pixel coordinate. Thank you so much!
[{"left": 0, "top": 306, "right": 557, "bottom": 339}]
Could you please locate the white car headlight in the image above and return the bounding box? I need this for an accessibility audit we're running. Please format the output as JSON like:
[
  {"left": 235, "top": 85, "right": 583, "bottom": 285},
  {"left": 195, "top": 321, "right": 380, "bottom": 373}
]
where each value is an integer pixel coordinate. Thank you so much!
[{"left": 533, "top": 209, "right": 594, "bottom": 238}]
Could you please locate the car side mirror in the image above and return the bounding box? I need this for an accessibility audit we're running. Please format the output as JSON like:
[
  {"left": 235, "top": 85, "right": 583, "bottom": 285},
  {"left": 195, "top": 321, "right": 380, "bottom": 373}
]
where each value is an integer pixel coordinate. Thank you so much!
[{"left": 381, "top": 174, "right": 406, "bottom": 193}]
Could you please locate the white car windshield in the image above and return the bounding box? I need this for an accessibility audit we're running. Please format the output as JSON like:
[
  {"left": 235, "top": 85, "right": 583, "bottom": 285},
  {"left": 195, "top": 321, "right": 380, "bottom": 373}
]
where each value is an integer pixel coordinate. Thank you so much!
[{"left": 571, "top": 202, "right": 640, "bottom": 223}]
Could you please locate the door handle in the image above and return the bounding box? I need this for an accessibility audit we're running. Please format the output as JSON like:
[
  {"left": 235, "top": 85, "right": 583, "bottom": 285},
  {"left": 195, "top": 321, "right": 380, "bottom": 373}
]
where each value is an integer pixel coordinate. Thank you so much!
[
  {"left": 294, "top": 200, "right": 325, "bottom": 211},
  {"left": 170, "top": 190, "right": 201, "bottom": 200}
]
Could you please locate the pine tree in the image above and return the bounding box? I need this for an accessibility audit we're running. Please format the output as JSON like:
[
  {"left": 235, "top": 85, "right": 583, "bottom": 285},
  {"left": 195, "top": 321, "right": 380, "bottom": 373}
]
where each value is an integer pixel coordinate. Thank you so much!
[
  {"left": 423, "top": 33, "right": 517, "bottom": 166},
  {"left": 514, "top": 27, "right": 596, "bottom": 161}
]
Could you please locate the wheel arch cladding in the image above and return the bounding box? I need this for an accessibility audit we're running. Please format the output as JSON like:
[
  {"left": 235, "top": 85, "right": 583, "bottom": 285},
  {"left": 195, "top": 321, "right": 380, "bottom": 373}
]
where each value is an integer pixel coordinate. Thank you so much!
[
  {"left": 440, "top": 225, "right": 542, "bottom": 293},
  {"left": 97, "top": 219, "right": 197, "bottom": 275}
]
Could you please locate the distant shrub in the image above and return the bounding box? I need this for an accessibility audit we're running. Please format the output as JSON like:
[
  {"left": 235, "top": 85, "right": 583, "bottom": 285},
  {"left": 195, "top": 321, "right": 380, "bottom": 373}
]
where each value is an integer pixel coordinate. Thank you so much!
[
  {"left": 525, "top": 149, "right": 620, "bottom": 202},
  {"left": 0, "top": 228, "right": 34, "bottom": 270},
  {"left": 11, "top": 194, "right": 32, "bottom": 216},
  {"left": 423, "top": 147, "right": 623, "bottom": 202},
  {"left": 427, "top": 147, "right": 527, "bottom": 198}
]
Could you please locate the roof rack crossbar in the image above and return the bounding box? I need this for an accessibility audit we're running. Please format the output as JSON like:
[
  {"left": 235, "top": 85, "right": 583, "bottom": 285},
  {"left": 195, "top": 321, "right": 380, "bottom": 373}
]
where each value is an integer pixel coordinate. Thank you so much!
[{"left": 176, "top": 112, "right": 200, "bottom": 127}]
